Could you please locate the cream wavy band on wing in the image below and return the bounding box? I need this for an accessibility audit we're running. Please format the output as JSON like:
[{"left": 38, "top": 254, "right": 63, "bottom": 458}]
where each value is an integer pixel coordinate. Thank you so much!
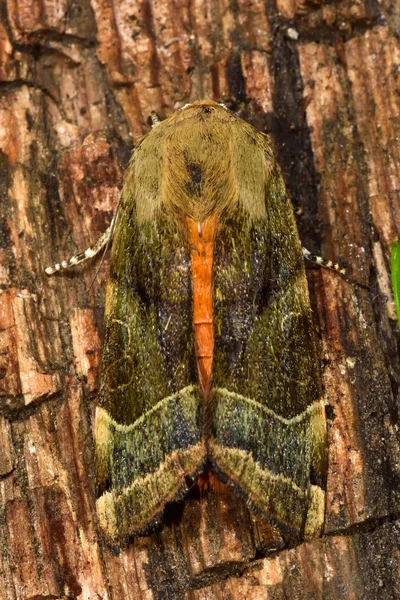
[
  {"left": 97, "top": 385, "right": 199, "bottom": 433},
  {"left": 212, "top": 388, "right": 326, "bottom": 485},
  {"left": 95, "top": 385, "right": 203, "bottom": 497},
  {"left": 96, "top": 444, "right": 206, "bottom": 541},
  {"left": 214, "top": 387, "right": 326, "bottom": 426},
  {"left": 209, "top": 440, "right": 325, "bottom": 538}
]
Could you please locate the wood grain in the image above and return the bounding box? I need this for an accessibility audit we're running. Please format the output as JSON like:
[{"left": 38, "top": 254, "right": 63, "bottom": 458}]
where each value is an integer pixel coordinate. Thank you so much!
[{"left": 0, "top": 0, "right": 399, "bottom": 597}]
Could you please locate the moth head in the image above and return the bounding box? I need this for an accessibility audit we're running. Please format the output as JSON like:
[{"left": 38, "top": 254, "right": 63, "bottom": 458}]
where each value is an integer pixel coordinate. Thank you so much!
[{"left": 179, "top": 100, "right": 230, "bottom": 115}]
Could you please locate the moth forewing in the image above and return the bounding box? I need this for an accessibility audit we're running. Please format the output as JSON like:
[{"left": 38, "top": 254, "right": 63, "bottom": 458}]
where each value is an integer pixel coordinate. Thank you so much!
[{"left": 46, "top": 100, "right": 327, "bottom": 547}]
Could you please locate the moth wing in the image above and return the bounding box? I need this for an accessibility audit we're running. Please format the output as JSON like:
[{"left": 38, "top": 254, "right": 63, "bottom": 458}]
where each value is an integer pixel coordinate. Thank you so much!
[
  {"left": 94, "top": 165, "right": 205, "bottom": 542},
  {"left": 210, "top": 150, "right": 327, "bottom": 541}
]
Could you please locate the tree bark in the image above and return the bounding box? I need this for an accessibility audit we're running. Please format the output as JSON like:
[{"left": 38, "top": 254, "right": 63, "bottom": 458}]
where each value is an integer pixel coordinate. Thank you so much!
[{"left": 1, "top": 0, "right": 400, "bottom": 598}]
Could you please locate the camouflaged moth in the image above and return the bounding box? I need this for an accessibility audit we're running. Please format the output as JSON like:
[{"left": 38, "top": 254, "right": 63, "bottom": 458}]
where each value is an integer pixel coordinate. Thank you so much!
[{"left": 46, "top": 100, "right": 329, "bottom": 546}]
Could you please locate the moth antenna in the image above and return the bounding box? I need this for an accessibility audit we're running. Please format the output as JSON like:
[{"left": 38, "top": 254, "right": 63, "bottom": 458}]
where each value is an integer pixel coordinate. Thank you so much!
[
  {"left": 45, "top": 205, "right": 119, "bottom": 277},
  {"left": 302, "top": 247, "right": 346, "bottom": 276},
  {"left": 302, "top": 247, "right": 370, "bottom": 290},
  {"left": 87, "top": 203, "right": 120, "bottom": 293}
]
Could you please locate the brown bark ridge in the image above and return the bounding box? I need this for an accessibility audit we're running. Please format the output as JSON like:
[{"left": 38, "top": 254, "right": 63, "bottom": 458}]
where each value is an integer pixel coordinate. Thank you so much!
[{"left": 0, "top": 0, "right": 399, "bottom": 598}]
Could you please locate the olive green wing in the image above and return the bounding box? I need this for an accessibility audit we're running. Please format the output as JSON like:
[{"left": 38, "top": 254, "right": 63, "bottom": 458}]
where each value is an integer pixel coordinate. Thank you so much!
[
  {"left": 94, "top": 188, "right": 205, "bottom": 543},
  {"left": 210, "top": 153, "right": 327, "bottom": 542}
]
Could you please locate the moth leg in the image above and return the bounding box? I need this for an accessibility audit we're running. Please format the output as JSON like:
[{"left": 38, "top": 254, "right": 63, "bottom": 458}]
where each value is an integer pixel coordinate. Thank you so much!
[
  {"left": 302, "top": 247, "right": 346, "bottom": 276},
  {"left": 45, "top": 213, "right": 116, "bottom": 276},
  {"left": 150, "top": 111, "right": 161, "bottom": 127}
]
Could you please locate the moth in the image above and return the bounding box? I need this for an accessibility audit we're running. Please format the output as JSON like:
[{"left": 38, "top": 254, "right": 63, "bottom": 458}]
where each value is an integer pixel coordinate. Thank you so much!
[{"left": 46, "top": 100, "right": 330, "bottom": 546}]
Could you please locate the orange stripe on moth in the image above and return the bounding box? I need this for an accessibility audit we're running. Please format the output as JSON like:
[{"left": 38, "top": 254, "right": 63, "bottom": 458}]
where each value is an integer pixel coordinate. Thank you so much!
[{"left": 186, "top": 215, "right": 217, "bottom": 394}]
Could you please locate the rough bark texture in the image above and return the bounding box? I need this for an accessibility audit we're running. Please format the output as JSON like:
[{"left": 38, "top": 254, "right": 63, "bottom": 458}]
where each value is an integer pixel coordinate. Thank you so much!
[{"left": 0, "top": 0, "right": 400, "bottom": 598}]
